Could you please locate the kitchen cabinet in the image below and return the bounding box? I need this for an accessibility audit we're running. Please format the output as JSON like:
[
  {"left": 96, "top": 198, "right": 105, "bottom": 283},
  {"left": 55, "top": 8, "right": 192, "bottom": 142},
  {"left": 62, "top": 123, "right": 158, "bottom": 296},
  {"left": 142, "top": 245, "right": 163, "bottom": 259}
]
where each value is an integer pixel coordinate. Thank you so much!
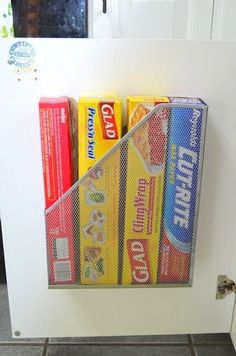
[
  {"left": 90, "top": 0, "right": 214, "bottom": 39},
  {"left": 10, "top": 0, "right": 236, "bottom": 40},
  {"left": 212, "top": 0, "right": 236, "bottom": 40},
  {"left": 90, "top": 0, "right": 236, "bottom": 40},
  {"left": 0, "top": 39, "right": 236, "bottom": 347}
]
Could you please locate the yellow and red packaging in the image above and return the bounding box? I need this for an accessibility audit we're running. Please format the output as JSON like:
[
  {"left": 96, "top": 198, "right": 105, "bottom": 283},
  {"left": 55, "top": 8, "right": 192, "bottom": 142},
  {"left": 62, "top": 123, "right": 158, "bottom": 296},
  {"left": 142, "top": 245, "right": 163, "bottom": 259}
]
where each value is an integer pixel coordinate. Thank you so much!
[
  {"left": 78, "top": 97, "right": 122, "bottom": 178},
  {"left": 122, "top": 97, "right": 170, "bottom": 285},
  {"left": 78, "top": 96, "right": 122, "bottom": 285},
  {"left": 39, "top": 97, "right": 76, "bottom": 285},
  {"left": 79, "top": 153, "right": 121, "bottom": 285},
  {"left": 127, "top": 96, "right": 170, "bottom": 130}
]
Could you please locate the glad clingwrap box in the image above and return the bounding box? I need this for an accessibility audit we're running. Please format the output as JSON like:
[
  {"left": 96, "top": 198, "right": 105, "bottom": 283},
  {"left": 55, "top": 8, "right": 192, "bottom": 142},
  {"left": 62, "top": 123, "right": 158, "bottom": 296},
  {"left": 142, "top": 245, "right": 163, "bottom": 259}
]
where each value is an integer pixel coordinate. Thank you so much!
[
  {"left": 123, "top": 101, "right": 170, "bottom": 285},
  {"left": 39, "top": 97, "right": 76, "bottom": 285},
  {"left": 78, "top": 97, "right": 122, "bottom": 178},
  {"left": 127, "top": 96, "right": 170, "bottom": 130}
]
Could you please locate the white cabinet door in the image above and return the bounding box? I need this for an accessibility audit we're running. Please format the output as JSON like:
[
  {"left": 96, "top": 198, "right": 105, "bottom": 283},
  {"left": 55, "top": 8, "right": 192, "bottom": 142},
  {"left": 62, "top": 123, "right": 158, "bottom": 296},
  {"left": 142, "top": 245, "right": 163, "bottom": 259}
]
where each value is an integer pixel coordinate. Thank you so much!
[
  {"left": 90, "top": 0, "right": 213, "bottom": 39},
  {"left": 212, "top": 0, "right": 236, "bottom": 40},
  {"left": 1, "top": 39, "right": 236, "bottom": 340}
]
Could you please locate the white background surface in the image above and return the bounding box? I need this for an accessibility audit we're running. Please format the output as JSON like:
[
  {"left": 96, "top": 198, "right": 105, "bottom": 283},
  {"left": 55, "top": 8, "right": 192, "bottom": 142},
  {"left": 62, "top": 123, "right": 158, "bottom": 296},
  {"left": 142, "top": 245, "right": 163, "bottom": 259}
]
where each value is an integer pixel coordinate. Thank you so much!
[
  {"left": 91, "top": 0, "right": 214, "bottom": 39},
  {"left": 0, "top": 39, "right": 236, "bottom": 339},
  {"left": 212, "top": 0, "right": 236, "bottom": 40},
  {"left": 90, "top": 0, "right": 236, "bottom": 40}
]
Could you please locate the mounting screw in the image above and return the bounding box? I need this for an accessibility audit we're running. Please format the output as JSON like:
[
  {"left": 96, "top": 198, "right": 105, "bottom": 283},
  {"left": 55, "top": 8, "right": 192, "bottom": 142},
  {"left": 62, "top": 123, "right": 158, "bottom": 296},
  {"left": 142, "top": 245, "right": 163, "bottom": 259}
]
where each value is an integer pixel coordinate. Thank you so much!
[{"left": 14, "top": 331, "right": 21, "bottom": 337}]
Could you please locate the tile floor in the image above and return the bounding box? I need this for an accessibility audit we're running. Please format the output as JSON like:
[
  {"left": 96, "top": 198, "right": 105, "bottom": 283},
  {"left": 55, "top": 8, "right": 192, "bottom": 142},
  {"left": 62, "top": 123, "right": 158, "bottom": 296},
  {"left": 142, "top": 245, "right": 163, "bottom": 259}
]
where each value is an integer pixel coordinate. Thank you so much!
[{"left": 0, "top": 284, "right": 236, "bottom": 356}]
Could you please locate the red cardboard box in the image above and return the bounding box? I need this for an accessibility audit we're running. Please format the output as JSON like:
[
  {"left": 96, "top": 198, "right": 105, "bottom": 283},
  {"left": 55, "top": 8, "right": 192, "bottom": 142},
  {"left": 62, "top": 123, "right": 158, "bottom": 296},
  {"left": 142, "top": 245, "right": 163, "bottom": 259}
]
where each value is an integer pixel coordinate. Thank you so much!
[{"left": 39, "top": 97, "right": 76, "bottom": 284}]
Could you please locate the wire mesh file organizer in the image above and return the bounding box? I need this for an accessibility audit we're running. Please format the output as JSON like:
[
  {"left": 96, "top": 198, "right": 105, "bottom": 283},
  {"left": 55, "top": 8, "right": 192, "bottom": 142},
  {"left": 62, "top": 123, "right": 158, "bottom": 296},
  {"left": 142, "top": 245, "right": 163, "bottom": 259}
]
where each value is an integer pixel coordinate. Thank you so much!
[{"left": 45, "top": 102, "right": 208, "bottom": 288}]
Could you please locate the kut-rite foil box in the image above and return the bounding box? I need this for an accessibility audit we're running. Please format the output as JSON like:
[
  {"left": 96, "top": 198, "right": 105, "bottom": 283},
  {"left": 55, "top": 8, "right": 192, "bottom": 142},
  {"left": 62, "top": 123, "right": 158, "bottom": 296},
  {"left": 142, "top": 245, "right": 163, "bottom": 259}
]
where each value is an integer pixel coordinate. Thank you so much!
[
  {"left": 78, "top": 97, "right": 122, "bottom": 178},
  {"left": 157, "top": 97, "right": 207, "bottom": 284},
  {"left": 39, "top": 97, "right": 76, "bottom": 285}
]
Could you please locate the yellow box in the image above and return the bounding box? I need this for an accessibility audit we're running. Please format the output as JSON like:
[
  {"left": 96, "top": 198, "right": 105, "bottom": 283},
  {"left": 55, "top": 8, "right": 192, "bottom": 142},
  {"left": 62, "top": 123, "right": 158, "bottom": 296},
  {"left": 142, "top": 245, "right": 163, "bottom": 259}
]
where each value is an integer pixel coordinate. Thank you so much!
[
  {"left": 122, "top": 145, "right": 165, "bottom": 285},
  {"left": 78, "top": 97, "right": 122, "bottom": 178},
  {"left": 79, "top": 151, "right": 121, "bottom": 285},
  {"left": 123, "top": 96, "right": 170, "bottom": 285},
  {"left": 127, "top": 96, "right": 169, "bottom": 130}
]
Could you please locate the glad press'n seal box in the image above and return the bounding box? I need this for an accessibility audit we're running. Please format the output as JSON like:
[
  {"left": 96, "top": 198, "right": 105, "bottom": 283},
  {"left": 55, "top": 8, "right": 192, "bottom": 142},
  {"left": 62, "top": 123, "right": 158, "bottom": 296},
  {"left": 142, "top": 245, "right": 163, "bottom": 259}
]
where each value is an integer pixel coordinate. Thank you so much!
[
  {"left": 77, "top": 96, "right": 122, "bottom": 285},
  {"left": 78, "top": 97, "right": 122, "bottom": 178},
  {"left": 79, "top": 154, "right": 121, "bottom": 285}
]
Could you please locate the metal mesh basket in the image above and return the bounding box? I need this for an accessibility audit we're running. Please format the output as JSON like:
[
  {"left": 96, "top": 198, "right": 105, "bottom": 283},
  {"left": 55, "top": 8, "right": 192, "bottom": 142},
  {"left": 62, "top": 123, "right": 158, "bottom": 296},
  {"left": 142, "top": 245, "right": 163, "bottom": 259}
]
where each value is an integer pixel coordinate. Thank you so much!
[{"left": 45, "top": 102, "right": 207, "bottom": 288}]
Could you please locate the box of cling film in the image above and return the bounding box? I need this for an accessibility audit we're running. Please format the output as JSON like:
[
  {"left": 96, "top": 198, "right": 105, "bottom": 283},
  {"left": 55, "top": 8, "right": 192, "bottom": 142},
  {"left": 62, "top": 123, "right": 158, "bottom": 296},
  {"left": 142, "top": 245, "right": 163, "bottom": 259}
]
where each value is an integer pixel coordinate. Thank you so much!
[
  {"left": 127, "top": 96, "right": 170, "bottom": 130},
  {"left": 78, "top": 97, "right": 122, "bottom": 178},
  {"left": 123, "top": 101, "right": 170, "bottom": 285}
]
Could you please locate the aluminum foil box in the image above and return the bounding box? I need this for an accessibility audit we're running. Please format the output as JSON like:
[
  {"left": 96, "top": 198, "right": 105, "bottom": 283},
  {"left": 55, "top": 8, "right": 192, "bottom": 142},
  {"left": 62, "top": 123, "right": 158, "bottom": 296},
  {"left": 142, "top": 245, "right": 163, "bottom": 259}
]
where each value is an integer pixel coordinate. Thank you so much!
[{"left": 158, "top": 99, "right": 207, "bottom": 284}]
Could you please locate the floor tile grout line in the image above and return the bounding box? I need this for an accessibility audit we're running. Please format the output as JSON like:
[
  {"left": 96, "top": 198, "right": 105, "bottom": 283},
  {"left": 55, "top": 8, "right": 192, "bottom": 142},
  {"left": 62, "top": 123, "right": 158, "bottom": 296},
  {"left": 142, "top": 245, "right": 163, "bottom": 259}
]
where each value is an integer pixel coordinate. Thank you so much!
[
  {"left": 192, "top": 342, "right": 233, "bottom": 347},
  {"left": 0, "top": 340, "right": 232, "bottom": 347},
  {"left": 190, "top": 334, "right": 231, "bottom": 346},
  {"left": 46, "top": 342, "right": 189, "bottom": 347},
  {"left": 188, "top": 335, "right": 197, "bottom": 356},
  {"left": 42, "top": 338, "right": 49, "bottom": 356},
  {"left": 0, "top": 340, "right": 231, "bottom": 346},
  {"left": 0, "top": 342, "right": 46, "bottom": 346}
]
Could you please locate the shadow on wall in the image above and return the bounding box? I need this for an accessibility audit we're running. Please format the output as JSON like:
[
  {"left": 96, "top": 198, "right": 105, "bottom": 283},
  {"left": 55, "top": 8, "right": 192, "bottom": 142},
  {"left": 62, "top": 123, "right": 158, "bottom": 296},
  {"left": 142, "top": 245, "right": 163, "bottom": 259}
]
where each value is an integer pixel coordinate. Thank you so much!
[{"left": 0, "top": 222, "right": 6, "bottom": 284}]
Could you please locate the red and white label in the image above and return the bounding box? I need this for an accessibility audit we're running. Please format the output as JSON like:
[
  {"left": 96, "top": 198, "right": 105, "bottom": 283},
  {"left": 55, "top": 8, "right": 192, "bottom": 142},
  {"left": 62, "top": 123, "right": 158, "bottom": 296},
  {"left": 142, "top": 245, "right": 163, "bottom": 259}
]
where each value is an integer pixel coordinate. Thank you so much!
[
  {"left": 99, "top": 102, "right": 118, "bottom": 139},
  {"left": 127, "top": 239, "right": 151, "bottom": 284},
  {"left": 39, "top": 97, "right": 76, "bottom": 285},
  {"left": 158, "top": 230, "right": 191, "bottom": 284}
]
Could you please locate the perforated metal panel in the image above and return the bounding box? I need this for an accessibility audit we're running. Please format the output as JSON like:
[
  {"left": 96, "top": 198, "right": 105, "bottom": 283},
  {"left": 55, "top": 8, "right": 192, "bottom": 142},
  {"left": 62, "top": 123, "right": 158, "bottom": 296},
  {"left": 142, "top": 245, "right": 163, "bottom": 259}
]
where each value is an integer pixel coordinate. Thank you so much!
[{"left": 45, "top": 102, "right": 207, "bottom": 288}]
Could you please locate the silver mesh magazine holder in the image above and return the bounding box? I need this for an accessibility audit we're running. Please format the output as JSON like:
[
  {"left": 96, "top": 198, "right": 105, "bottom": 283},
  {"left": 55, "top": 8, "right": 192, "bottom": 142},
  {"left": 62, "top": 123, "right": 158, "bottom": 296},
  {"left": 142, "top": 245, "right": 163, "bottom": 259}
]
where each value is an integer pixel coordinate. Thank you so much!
[{"left": 45, "top": 100, "right": 208, "bottom": 288}]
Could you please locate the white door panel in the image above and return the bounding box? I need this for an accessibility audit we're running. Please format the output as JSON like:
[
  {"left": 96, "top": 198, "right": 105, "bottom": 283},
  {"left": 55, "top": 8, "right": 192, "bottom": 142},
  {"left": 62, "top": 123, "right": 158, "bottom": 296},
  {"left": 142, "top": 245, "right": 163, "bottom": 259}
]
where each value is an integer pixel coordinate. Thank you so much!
[
  {"left": 88, "top": 0, "right": 113, "bottom": 38},
  {"left": 90, "top": 0, "right": 213, "bottom": 39},
  {"left": 186, "top": 0, "right": 214, "bottom": 39},
  {"left": 1, "top": 39, "right": 236, "bottom": 339},
  {"left": 115, "top": 0, "right": 179, "bottom": 39},
  {"left": 212, "top": 0, "right": 236, "bottom": 40}
]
